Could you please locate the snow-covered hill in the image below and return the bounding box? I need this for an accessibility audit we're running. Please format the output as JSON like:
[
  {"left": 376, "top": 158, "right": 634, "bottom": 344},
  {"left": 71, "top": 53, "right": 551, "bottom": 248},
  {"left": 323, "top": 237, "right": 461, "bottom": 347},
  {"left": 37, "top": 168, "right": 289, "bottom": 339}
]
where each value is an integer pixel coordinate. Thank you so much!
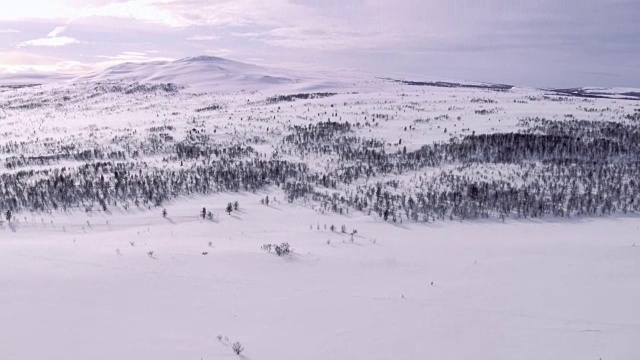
[
  {"left": 0, "top": 56, "right": 351, "bottom": 93},
  {"left": 1, "top": 56, "right": 640, "bottom": 360},
  {"left": 0, "top": 56, "right": 526, "bottom": 94},
  {"left": 549, "top": 86, "right": 640, "bottom": 100},
  {"left": 78, "top": 56, "right": 287, "bottom": 90},
  {"left": 2, "top": 56, "right": 640, "bottom": 97},
  {"left": 70, "top": 56, "right": 351, "bottom": 93}
]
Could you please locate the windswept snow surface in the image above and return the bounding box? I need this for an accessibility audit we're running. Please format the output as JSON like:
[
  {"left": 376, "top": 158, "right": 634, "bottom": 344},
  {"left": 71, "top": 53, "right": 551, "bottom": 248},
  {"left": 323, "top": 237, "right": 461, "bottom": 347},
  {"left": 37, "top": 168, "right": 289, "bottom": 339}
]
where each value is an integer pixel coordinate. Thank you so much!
[
  {"left": 1, "top": 57, "right": 640, "bottom": 360},
  {"left": 1, "top": 196, "right": 639, "bottom": 360}
]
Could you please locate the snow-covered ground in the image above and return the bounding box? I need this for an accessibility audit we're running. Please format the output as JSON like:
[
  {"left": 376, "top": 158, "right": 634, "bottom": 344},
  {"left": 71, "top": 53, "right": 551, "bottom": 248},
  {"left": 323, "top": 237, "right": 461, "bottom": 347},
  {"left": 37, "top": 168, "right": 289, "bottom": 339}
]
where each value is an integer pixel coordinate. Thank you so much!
[
  {"left": 2, "top": 191, "right": 639, "bottom": 360},
  {"left": 1, "top": 57, "right": 640, "bottom": 360}
]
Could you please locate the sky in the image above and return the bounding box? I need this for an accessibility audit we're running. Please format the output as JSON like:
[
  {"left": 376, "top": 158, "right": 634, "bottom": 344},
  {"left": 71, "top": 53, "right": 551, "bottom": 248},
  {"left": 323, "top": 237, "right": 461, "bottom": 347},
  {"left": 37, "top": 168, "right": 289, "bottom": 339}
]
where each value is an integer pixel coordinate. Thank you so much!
[{"left": 0, "top": 0, "right": 638, "bottom": 88}]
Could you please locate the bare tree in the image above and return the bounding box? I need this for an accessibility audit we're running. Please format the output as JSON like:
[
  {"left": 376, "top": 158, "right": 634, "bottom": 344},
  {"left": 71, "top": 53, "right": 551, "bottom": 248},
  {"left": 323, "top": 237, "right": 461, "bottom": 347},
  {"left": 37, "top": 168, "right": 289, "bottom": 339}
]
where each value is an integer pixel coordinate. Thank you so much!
[{"left": 232, "top": 342, "right": 244, "bottom": 355}]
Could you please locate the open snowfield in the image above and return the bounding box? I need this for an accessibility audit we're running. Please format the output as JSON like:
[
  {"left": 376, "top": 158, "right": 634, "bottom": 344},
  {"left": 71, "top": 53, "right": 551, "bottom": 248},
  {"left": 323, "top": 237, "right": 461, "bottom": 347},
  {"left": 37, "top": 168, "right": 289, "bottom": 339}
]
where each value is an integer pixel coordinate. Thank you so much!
[
  {"left": 2, "top": 192, "right": 639, "bottom": 360},
  {"left": 2, "top": 57, "right": 640, "bottom": 359}
]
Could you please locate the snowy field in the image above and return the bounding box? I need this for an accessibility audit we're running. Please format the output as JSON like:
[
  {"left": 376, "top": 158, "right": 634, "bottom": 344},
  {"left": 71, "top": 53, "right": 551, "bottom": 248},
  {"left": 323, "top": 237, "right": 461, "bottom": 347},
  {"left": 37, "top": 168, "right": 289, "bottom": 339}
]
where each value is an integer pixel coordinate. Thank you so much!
[
  {"left": 1, "top": 57, "right": 640, "bottom": 359},
  {"left": 2, "top": 193, "right": 639, "bottom": 360}
]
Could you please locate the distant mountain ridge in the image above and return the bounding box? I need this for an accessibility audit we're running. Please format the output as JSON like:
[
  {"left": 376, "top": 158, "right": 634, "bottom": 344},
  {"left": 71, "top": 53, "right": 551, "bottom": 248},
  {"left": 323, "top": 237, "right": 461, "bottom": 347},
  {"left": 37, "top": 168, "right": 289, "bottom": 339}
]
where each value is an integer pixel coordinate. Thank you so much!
[
  {"left": 386, "top": 78, "right": 514, "bottom": 91},
  {"left": 547, "top": 87, "right": 640, "bottom": 101},
  {"left": 72, "top": 56, "right": 303, "bottom": 92},
  {"left": 0, "top": 56, "right": 638, "bottom": 97}
]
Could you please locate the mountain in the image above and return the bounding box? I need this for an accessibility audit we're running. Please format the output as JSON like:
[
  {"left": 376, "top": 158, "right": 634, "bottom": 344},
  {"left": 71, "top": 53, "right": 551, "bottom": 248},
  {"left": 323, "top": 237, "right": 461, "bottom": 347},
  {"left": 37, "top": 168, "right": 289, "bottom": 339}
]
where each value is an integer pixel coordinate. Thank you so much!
[
  {"left": 548, "top": 86, "right": 640, "bottom": 100},
  {"left": 0, "top": 72, "right": 75, "bottom": 86},
  {"left": 4, "top": 56, "right": 636, "bottom": 96},
  {"left": 72, "top": 56, "right": 343, "bottom": 93}
]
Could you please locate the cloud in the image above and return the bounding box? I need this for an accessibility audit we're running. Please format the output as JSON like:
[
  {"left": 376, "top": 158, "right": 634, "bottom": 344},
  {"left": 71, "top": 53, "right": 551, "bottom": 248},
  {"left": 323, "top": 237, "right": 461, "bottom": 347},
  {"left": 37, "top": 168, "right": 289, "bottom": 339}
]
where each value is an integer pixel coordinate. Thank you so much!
[
  {"left": 230, "top": 31, "right": 263, "bottom": 39},
  {"left": 187, "top": 35, "right": 219, "bottom": 41},
  {"left": 90, "top": 0, "right": 188, "bottom": 27},
  {"left": 264, "top": 27, "right": 386, "bottom": 51},
  {"left": 0, "top": 0, "right": 638, "bottom": 87},
  {"left": 18, "top": 24, "right": 79, "bottom": 47},
  {"left": 19, "top": 36, "right": 80, "bottom": 47},
  {"left": 155, "top": 0, "right": 280, "bottom": 27},
  {"left": 97, "top": 50, "right": 169, "bottom": 60},
  {"left": 206, "top": 48, "right": 233, "bottom": 57},
  {"left": 47, "top": 26, "right": 67, "bottom": 37},
  {"left": 0, "top": 29, "right": 20, "bottom": 33},
  {"left": 0, "top": 50, "right": 91, "bottom": 73},
  {"left": 0, "top": 0, "right": 189, "bottom": 27},
  {"left": 95, "top": 51, "right": 175, "bottom": 68}
]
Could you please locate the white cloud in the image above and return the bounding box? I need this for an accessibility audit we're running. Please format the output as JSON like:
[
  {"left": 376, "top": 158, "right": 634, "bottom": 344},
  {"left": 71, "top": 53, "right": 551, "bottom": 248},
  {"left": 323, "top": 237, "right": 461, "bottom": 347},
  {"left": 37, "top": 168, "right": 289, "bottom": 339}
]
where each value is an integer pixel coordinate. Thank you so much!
[
  {"left": 0, "top": 0, "right": 189, "bottom": 27},
  {"left": 47, "top": 26, "right": 67, "bottom": 37},
  {"left": 95, "top": 51, "right": 174, "bottom": 68},
  {"left": 19, "top": 36, "right": 80, "bottom": 47},
  {"left": 264, "top": 27, "right": 386, "bottom": 51},
  {"left": 206, "top": 48, "right": 234, "bottom": 57},
  {"left": 0, "top": 50, "right": 91, "bottom": 73},
  {"left": 230, "top": 32, "right": 263, "bottom": 39},
  {"left": 97, "top": 51, "right": 168, "bottom": 60},
  {"left": 187, "top": 35, "right": 219, "bottom": 41},
  {"left": 90, "top": 0, "right": 188, "bottom": 27},
  {"left": 17, "top": 24, "right": 79, "bottom": 48},
  {"left": 0, "top": 0, "right": 638, "bottom": 87},
  {"left": 0, "top": 29, "right": 20, "bottom": 33}
]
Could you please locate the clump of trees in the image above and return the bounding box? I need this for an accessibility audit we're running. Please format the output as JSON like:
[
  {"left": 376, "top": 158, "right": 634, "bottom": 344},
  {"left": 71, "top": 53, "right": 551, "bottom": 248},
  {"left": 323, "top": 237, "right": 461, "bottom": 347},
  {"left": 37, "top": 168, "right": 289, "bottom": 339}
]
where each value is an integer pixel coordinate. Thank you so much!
[
  {"left": 262, "top": 242, "right": 292, "bottom": 256},
  {"left": 277, "top": 117, "right": 640, "bottom": 221},
  {"left": 266, "top": 92, "right": 336, "bottom": 104},
  {"left": 4, "top": 99, "right": 640, "bottom": 225},
  {"left": 194, "top": 104, "right": 221, "bottom": 112}
]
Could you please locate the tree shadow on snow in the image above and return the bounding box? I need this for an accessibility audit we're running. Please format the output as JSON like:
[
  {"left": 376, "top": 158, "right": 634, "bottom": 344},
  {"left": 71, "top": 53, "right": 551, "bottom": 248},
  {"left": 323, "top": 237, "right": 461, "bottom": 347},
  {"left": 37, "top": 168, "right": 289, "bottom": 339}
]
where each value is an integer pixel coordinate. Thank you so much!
[
  {"left": 283, "top": 253, "right": 302, "bottom": 263},
  {"left": 386, "top": 221, "right": 413, "bottom": 231},
  {"left": 503, "top": 212, "right": 640, "bottom": 226}
]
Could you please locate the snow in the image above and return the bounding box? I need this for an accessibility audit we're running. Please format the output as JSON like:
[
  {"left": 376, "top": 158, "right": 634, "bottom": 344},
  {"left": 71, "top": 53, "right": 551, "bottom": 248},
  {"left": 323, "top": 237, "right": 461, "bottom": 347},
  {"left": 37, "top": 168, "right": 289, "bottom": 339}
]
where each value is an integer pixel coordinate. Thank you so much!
[
  {"left": 1, "top": 56, "right": 640, "bottom": 360},
  {"left": 0, "top": 72, "right": 75, "bottom": 86},
  {"left": 69, "top": 56, "right": 349, "bottom": 93},
  {"left": 580, "top": 86, "right": 640, "bottom": 95},
  {"left": 548, "top": 86, "right": 640, "bottom": 100},
  {"left": 2, "top": 192, "right": 639, "bottom": 360}
]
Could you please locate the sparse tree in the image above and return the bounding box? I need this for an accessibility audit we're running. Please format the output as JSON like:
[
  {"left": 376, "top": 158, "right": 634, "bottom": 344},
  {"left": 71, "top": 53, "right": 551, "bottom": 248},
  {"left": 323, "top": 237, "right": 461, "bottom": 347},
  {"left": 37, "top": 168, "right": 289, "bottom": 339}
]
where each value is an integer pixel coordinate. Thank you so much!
[{"left": 232, "top": 342, "right": 244, "bottom": 355}]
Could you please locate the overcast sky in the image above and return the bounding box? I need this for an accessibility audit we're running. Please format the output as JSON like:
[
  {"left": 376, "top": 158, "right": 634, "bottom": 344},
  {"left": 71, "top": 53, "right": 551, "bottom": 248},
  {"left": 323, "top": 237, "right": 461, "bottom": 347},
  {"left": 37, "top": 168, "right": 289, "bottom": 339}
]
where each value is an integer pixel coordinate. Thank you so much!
[{"left": 0, "top": 0, "right": 638, "bottom": 87}]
